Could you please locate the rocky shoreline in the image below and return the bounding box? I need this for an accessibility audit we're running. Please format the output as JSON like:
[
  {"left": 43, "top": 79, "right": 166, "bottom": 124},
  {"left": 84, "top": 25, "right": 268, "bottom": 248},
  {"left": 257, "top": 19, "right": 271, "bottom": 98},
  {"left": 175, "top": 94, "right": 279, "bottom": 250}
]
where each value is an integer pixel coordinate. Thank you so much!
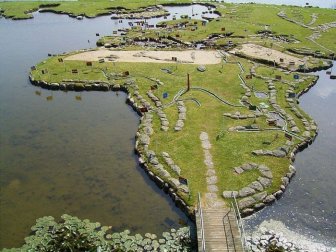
[
  {"left": 246, "top": 221, "right": 336, "bottom": 252},
  {"left": 246, "top": 228, "right": 303, "bottom": 252}
]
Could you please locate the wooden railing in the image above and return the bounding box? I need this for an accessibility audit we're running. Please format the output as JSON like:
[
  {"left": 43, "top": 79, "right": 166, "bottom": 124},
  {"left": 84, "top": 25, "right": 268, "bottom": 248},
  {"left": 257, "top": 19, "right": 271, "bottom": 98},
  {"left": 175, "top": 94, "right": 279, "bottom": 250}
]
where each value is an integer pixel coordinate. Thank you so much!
[
  {"left": 197, "top": 193, "right": 206, "bottom": 252},
  {"left": 232, "top": 195, "right": 247, "bottom": 251}
]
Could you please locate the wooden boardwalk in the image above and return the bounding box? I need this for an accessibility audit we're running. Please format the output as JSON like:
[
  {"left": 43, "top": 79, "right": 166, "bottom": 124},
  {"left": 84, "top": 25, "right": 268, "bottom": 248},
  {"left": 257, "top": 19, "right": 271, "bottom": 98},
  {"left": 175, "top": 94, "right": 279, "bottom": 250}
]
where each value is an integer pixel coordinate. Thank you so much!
[
  {"left": 198, "top": 132, "right": 245, "bottom": 252},
  {"left": 196, "top": 206, "right": 245, "bottom": 252}
]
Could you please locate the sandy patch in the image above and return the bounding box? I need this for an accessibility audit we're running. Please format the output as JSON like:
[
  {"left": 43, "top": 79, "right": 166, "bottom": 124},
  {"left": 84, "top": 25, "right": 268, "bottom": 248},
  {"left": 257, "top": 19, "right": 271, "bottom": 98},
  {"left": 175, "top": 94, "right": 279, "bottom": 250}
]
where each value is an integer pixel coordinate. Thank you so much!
[
  {"left": 231, "top": 43, "right": 305, "bottom": 68},
  {"left": 64, "top": 49, "right": 222, "bottom": 65}
]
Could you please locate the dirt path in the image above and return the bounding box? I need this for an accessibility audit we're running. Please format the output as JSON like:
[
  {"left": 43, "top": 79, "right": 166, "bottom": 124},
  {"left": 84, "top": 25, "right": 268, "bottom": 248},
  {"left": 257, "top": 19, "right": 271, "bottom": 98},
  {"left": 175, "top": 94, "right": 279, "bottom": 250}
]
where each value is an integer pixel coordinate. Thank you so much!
[{"left": 65, "top": 49, "right": 222, "bottom": 65}]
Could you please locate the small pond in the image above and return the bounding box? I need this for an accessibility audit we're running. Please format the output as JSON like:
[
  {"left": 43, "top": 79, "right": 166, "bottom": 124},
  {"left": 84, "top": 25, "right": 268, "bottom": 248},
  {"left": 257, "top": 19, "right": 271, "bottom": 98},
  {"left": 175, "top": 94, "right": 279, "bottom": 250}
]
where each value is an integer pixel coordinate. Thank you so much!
[
  {"left": 267, "top": 111, "right": 286, "bottom": 128},
  {"left": 254, "top": 91, "right": 268, "bottom": 99}
]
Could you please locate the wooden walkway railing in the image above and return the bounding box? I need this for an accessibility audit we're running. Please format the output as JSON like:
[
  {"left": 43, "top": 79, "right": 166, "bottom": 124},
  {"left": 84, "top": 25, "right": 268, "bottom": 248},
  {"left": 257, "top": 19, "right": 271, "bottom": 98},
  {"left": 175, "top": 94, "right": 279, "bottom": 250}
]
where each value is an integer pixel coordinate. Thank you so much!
[{"left": 196, "top": 194, "right": 245, "bottom": 252}]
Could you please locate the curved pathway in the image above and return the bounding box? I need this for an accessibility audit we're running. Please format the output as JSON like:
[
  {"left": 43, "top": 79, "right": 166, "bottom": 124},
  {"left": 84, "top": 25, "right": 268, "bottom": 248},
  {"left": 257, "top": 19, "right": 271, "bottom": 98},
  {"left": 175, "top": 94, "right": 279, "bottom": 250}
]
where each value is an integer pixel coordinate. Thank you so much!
[{"left": 190, "top": 87, "right": 244, "bottom": 107}]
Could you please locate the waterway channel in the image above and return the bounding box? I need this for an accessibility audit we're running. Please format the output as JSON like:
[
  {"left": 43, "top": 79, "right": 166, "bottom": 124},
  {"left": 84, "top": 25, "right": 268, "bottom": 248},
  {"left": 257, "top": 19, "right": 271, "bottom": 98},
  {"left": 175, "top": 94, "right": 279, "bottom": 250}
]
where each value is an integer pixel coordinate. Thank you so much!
[{"left": 0, "top": 2, "right": 335, "bottom": 250}]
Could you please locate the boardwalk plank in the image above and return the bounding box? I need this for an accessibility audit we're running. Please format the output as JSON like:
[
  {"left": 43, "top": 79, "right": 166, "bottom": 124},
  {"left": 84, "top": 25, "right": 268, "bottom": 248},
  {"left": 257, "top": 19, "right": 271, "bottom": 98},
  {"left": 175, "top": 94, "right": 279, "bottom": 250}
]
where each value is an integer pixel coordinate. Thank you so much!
[{"left": 197, "top": 207, "right": 244, "bottom": 252}]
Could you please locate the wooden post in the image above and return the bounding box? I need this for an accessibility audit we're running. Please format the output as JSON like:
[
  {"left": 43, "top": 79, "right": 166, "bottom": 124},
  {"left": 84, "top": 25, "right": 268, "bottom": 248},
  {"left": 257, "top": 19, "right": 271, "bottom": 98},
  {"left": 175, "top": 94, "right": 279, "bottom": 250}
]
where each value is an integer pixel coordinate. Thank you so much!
[{"left": 187, "top": 73, "right": 190, "bottom": 91}]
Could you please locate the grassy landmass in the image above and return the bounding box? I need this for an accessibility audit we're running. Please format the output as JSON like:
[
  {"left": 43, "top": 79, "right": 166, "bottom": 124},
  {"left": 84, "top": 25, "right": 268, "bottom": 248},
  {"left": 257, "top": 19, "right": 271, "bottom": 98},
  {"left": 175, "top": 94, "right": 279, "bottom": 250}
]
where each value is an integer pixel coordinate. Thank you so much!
[
  {"left": 2, "top": 0, "right": 332, "bottom": 210},
  {"left": 0, "top": 0, "right": 191, "bottom": 19},
  {"left": 30, "top": 51, "right": 319, "bottom": 208}
]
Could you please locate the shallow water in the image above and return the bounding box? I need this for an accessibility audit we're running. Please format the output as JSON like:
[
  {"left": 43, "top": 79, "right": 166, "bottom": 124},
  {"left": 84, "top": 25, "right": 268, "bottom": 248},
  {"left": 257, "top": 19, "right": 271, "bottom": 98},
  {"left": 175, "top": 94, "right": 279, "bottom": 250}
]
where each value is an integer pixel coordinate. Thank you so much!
[
  {"left": 254, "top": 91, "right": 268, "bottom": 99},
  {"left": 267, "top": 111, "right": 286, "bottom": 128}
]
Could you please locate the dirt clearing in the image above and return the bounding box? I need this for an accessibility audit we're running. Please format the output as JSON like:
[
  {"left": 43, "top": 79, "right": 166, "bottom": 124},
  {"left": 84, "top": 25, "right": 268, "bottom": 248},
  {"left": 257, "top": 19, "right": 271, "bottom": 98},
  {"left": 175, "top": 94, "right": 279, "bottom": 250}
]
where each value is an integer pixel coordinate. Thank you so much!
[
  {"left": 64, "top": 49, "right": 222, "bottom": 65},
  {"left": 231, "top": 43, "right": 306, "bottom": 68}
]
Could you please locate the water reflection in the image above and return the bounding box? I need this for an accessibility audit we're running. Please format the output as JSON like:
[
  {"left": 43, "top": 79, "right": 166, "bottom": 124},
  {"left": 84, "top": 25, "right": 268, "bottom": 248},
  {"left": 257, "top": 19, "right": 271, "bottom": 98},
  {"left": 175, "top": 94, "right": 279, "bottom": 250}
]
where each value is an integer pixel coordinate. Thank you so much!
[
  {"left": 315, "top": 67, "right": 336, "bottom": 99},
  {"left": 316, "top": 83, "right": 336, "bottom": 99}
]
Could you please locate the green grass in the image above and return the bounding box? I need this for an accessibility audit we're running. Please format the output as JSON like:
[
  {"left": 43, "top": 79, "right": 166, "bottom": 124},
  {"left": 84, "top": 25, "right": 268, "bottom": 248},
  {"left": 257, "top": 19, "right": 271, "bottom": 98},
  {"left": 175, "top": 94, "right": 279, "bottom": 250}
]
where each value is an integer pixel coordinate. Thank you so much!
[
  {"left": 252, "top": 65, "right": 318, "bottom": 134},
  {"left": 0, "top": 2, "right": 41, "bottom": 19},
  {"left": 0, "top": 0, "right": 191, "bottom": 19},
  {"left": 30, "top": 53, "right": 317, "bottom": 206},
  {"left": 316, "top": 28, "right": 336, "bottom": 52},
  {"left": 34, "top": 57, "right": 108, "bottom": 82}
]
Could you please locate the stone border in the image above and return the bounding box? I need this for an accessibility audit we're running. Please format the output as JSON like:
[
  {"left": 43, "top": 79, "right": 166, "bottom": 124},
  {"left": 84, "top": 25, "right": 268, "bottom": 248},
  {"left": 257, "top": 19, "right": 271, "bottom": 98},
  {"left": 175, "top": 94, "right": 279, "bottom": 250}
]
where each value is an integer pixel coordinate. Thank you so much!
[
  {"left": 236, "top": 103, "right": 319, "bottom": 217},
  {"left": 174, "top": 101, "right": 186, "bottom": 131},
  {"left": 287, "top": 48, "right": 335, "bottom": 60},
  {"left": 222, "top": 163, "right": 296, "bottom": 217}
]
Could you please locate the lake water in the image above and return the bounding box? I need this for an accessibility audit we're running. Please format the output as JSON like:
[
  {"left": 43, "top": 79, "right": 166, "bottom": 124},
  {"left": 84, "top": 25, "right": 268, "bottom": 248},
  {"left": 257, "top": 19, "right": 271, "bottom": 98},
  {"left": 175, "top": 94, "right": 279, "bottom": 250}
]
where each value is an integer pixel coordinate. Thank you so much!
[{"left": 0, "top": 2, "right": 335, "bottom": 250}]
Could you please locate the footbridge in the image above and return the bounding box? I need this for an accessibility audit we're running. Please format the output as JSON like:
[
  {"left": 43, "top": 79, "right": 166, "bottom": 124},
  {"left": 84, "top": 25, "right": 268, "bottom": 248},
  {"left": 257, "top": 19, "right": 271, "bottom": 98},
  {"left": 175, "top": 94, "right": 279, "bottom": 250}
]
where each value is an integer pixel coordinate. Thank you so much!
[{"left": 196, "top": 193, "right": 246, "bottom": 252}]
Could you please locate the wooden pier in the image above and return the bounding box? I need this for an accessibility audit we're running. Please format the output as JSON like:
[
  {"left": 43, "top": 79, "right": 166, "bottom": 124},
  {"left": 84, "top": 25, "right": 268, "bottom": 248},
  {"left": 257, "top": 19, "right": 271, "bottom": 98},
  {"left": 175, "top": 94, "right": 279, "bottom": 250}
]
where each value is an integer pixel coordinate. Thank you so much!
[{"left": 196, "top": 195, "right": 245, "bottom": 252}]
